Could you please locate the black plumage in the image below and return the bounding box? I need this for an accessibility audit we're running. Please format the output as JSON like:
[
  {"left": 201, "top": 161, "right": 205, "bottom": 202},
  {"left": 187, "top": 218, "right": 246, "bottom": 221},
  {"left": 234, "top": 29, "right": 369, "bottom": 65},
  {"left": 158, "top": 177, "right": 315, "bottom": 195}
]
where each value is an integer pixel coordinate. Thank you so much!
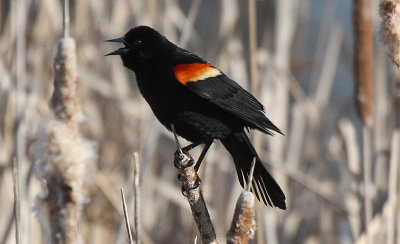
[{"left": 106, "top": 26, "right": 286, "bottom": 209}]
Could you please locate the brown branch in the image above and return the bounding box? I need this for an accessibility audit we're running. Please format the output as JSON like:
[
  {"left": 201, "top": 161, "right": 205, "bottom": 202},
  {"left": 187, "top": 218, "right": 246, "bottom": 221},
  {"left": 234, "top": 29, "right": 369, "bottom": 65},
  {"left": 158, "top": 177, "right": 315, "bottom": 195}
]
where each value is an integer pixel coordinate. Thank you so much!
[
  {"left": 174, "top": 152, "right": 218, "bottom": 244},
  {"left": 171, "top": 125, "right": 218, "bottom": 244}
]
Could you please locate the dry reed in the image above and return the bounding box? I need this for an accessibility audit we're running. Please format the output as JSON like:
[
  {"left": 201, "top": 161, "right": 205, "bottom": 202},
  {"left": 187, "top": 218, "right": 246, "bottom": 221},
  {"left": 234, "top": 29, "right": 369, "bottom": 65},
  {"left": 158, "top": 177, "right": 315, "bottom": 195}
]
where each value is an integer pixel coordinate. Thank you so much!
[
  {"left": 0, "top": 0, "right": 398, "bottom": 243},
  {"left": 353, "top": 1, "right": 375, "bottom": 243}
]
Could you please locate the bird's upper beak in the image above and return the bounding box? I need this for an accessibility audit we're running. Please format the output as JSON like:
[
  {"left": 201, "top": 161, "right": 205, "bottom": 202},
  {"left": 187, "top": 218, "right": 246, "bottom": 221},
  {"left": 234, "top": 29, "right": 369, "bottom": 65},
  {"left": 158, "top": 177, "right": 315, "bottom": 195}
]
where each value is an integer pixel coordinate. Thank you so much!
[{"left": 105, "top": 37, "right": 130, "bottom": 56}]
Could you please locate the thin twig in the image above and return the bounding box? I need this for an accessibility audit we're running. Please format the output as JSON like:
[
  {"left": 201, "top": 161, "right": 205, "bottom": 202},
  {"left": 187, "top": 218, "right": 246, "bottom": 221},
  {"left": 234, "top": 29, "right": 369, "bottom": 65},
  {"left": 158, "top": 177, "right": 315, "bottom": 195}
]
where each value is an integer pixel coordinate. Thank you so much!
[
  {"left": 133, "top": 152, "right": 141, "bottom": 244},
  {"left": 63, "top": 0, "right": 69, "bottom": 37},
  {"left": 12, "top": 158, "right": 21, "bottom": 244},
  {"left": 171, "top": 123, "right": 183, "bottom": 154},
  {"left": 246, "top": 157, "right": 256, "bottom": 192},
  {"left": 121, "top": 189, "right": 134, "bottom": 244}
]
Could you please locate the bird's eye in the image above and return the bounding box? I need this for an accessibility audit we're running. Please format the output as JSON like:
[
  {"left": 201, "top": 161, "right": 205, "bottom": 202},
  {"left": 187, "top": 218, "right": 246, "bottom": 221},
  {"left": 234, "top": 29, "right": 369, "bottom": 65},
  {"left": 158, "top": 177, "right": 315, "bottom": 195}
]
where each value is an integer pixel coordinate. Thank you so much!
[{"left": 135, "top": 39, "right": 143, "bottom": 46}]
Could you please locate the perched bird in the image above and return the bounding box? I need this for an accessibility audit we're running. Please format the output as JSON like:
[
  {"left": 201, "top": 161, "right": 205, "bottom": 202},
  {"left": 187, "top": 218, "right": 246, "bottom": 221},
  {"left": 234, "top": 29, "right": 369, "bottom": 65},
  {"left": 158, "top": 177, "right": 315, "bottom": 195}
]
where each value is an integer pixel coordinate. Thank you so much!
[{"left": 106, "top": 26, "right": 286, "bottom": 209}]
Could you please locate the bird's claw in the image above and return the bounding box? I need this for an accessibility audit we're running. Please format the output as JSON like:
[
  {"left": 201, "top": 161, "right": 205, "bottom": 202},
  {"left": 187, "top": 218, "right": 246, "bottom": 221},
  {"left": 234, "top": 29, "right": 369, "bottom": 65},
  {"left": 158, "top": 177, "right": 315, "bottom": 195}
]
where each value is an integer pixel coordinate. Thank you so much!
[
  {"left": 181, "top": 174, "right": 202, "bottom": 196},
  {"left": 174, "top": 150, "right": 195, "bottom": 169}
]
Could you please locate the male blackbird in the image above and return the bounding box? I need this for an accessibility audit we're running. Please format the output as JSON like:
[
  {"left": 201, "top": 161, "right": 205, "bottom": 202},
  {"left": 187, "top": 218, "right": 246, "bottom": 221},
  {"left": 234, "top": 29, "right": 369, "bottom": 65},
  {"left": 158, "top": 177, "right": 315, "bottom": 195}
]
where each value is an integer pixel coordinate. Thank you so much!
[{"left": 106, "top": 26, "right": 286, "bottom": 209}]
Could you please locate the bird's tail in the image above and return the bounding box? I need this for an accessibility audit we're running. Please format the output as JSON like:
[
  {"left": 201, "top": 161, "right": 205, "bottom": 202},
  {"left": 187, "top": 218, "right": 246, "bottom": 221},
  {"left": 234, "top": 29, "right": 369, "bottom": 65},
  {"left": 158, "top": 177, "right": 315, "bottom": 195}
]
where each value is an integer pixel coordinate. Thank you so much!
[{"left": 221, "top": 132, "right": 286, "bottom": 209}]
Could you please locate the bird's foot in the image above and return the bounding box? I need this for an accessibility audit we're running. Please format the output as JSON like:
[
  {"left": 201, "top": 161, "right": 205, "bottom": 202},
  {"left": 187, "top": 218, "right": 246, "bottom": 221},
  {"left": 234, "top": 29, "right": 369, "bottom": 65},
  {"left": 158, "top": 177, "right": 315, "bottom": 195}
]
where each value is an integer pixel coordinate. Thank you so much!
[
  {"left": 174, "top": 150, "right": 201, "bottom": 196},
  {"left": 173, "top": 149, "right": 195, "bottom": 169},
  {"left": 181, "top": 173, "right": 201, "bottom": 196}
]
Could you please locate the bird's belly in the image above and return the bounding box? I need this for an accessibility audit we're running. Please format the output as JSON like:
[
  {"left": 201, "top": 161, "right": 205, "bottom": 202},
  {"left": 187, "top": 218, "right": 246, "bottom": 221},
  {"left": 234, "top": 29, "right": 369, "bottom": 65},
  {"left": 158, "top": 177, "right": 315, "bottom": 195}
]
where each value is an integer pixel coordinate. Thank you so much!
[
  {"left": 143, "top": 91, "right": 234, "bottom": 142},
  {"left": 171, "top": 111, "right": 232, "bottom": 142}
]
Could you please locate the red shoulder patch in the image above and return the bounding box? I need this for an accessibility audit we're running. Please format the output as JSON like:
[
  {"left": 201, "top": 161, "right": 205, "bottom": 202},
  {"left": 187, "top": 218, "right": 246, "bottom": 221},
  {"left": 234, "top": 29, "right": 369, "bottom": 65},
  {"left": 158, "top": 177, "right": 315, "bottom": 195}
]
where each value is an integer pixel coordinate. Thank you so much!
[{"left": 172, "top": 63, "right": 221, "bottom": 85}]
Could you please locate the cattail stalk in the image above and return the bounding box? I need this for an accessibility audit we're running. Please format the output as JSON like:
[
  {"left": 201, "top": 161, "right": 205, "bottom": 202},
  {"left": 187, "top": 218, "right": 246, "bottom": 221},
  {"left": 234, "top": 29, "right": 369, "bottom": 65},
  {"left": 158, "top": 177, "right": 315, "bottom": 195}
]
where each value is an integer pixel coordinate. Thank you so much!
[
  {"left": 386, "top": 130, "right": 400, "bottom": 244},
  {"left": 353, "top": 1, "right": 374, "bottom": 243},
  {"left": 12, "top": 158, "right": 21, "bottom": 244},
  {"left": 133, "top": 152, "right": 141, "bottom": 244},
  {"left": 34, "top": 1, "right": 94, "bottom": 243}
]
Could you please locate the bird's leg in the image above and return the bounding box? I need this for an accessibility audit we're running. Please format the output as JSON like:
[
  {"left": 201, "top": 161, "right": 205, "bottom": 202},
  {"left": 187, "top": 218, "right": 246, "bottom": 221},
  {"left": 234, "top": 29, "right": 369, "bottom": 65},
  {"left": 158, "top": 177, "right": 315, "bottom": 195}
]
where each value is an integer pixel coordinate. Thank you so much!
[
  {"left": 174, "top": 141, "right": 205, "bottom": 169},
  {"left": 194, "top": 142, "right": 212, "bottom": 172},
  {"left": 172, "top": 150, "right": 202, "bottom": 196},
  {"left": 179, "top": 142, "right": 211, "bottom": 194},
  {"left": 182, "top": 141, "right": 204, "bottom": 153},
  {"left": 177, "top": 141, "right": 212, "bottom": 182}
]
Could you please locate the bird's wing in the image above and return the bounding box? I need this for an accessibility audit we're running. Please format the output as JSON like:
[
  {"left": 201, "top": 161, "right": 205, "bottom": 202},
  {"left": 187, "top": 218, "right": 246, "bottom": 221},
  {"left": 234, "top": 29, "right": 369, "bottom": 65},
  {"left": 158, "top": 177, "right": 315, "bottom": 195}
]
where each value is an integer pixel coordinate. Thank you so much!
[{"left": 172, "top": 63, "right": 282, "bottom": 135}]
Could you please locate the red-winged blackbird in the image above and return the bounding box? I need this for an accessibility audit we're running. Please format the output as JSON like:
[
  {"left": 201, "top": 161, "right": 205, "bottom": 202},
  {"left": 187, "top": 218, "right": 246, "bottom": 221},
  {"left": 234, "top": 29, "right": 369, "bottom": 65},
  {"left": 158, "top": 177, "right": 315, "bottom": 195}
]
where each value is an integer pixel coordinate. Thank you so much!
[{"left": 106, "top": 26, "right": 286, "bottom": 209}]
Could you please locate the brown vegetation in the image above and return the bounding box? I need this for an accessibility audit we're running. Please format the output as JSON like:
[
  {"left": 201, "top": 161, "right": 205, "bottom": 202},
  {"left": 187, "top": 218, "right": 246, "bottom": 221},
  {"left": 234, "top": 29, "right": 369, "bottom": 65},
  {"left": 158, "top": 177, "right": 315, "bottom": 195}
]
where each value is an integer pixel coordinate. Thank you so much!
[{"left": 0, "top": 0, "right": 399, "bottom": 243}]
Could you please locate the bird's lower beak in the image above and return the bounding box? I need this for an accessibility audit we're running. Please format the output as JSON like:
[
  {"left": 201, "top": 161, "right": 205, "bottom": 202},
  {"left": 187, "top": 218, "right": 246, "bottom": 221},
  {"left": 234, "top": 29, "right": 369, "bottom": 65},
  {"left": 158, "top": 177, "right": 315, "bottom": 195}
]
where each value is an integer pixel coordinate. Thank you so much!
[
  {"left": 105, "top": 47, "right": 130, "bottom": 56},
  {"left": 105, "top": 37, "right": 129, "bottom": 56}
]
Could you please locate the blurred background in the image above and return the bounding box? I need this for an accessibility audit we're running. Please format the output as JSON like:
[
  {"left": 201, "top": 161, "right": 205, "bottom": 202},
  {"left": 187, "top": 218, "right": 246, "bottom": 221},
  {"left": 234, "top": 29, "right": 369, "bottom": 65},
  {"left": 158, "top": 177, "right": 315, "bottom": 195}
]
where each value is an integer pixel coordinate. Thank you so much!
[{"left": 0, "top": 0, "right": 399, "bottom": 243}]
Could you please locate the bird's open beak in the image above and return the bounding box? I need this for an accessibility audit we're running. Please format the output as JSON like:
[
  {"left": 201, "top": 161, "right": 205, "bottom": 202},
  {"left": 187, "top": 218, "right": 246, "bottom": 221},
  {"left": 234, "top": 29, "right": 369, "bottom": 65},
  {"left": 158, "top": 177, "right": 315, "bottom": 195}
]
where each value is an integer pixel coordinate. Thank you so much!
[
  {"left": 105, "top": 37, "right": 130, "bottom": 56},
  {"left": 105, "top": 37, "right": 125, "bottom": 44}
]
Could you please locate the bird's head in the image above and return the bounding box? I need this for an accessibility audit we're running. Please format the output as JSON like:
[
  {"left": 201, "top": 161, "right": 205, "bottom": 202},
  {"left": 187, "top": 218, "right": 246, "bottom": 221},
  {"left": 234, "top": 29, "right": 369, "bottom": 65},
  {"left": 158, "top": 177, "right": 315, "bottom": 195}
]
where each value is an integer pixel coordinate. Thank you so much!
[{"left": 105, "top": 26, "right": 171, "bottom": 71}]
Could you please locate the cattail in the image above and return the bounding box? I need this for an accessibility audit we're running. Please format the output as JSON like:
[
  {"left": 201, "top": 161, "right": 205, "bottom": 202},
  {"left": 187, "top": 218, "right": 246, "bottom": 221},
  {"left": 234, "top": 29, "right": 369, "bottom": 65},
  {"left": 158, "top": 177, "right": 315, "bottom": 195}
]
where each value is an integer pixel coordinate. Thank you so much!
[
  {"left": 380, "top": 0, "right": 400, "bottom": 68},
  {"left": 353, "top": 0, "right": 375, "bottom": 127},
  {"left": 226, "top": 191, "right": 256, "bottom": 244},
  {"left": 227, "top": 158, "right": 256, "bottom": 244},
  {"left": 34, "top": 36, "right": 94, "bottom": 244}
]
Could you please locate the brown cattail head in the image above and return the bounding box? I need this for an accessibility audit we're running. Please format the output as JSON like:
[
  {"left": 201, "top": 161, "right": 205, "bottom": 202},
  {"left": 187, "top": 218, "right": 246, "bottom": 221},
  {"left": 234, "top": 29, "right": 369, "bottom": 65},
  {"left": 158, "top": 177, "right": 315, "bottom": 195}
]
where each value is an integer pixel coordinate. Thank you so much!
[
  {"left": 35, "top": 119, "right": 94, "bottom": 243},
  {"left": 227, "top": 191, "right": 256, "bottom": 244},
  {"left": 34, "top": 36, "right": 94, "bottom": 244},
  {"left": 51, "top": 37, "right": 80, "bottom": 126},
  {"left": 353, "top": 0, "right": 375, "bottom": 127},
  {"left": 380, "top": 0, "right": 400, "bottom": 68},
  {"left": 380, "top": 1, "right": 400, "bottom": 128}
]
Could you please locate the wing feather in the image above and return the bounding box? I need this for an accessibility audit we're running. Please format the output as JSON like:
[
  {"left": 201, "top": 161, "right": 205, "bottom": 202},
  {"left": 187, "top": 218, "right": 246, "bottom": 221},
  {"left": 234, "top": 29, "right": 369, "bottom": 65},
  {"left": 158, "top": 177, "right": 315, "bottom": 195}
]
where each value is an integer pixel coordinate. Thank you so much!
[{"left": 185, "top": 74, "right": 282, "bottom": 135}]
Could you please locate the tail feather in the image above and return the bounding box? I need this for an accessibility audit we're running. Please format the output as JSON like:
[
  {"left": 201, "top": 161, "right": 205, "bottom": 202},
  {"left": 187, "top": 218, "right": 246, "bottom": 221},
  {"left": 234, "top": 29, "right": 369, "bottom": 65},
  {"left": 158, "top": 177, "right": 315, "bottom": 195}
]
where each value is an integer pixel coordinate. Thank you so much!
[{"left": 221, "top": 132, "right": 286, "bottom": 209}]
